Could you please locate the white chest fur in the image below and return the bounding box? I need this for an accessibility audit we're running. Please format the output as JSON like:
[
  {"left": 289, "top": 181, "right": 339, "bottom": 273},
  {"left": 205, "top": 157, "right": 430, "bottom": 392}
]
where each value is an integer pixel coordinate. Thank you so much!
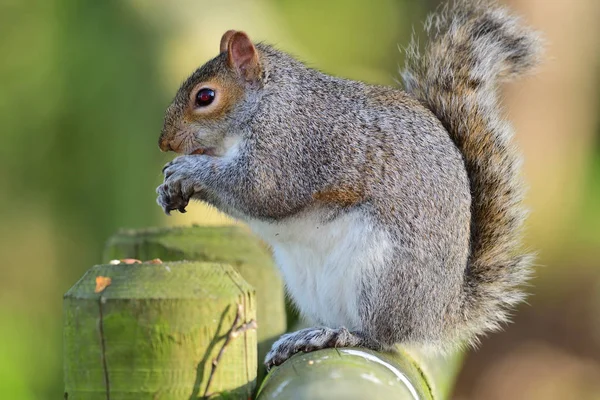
[{"left": 247, "top": 209, "right": 391, "bottom": 331}]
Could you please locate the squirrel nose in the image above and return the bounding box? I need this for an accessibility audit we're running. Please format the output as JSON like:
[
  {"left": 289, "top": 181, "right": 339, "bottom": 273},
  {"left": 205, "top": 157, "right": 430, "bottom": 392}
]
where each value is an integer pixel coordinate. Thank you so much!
[{"left": 159, "top": 137, "right": 173, "bottom": 152}]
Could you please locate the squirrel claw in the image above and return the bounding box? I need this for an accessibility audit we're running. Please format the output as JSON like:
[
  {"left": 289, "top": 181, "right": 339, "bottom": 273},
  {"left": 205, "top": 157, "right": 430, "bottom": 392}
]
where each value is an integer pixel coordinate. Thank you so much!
[
  {"left": 264, "top": 327, "right": 376, "bottom": 371},
  {"left": 161, "top": 161, "right": 173, "bottom": 174}
]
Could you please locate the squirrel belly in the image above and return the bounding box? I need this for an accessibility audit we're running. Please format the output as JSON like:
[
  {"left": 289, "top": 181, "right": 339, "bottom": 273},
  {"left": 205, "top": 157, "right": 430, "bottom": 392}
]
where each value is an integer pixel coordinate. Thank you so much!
[{"left": 247, "top": 208, "right": 392, "bottom": 332}]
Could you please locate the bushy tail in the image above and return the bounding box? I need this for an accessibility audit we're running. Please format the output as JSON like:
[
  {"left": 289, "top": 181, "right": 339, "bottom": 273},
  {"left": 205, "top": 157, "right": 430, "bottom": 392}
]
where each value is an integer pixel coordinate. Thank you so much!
[{"left": 402, "top": 0, "right": 542, "bottom": 343}]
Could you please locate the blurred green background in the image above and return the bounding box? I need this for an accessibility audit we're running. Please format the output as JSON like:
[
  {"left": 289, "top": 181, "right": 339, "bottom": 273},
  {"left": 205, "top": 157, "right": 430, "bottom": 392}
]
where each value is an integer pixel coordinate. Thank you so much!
[{"left": 1, "top": 0, "right": 599, "bottom": 399}]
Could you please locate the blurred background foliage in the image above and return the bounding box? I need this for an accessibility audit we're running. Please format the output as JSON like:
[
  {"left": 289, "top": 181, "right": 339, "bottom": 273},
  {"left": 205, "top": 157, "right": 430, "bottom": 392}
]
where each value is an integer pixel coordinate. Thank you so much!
[{"left": 0, "top": 0, "right": 598, "bottom": 398}]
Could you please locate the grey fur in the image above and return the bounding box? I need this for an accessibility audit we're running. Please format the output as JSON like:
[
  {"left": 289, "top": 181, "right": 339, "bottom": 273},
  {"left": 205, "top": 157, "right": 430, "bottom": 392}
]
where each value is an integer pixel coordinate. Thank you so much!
[
  {"left": 402, "top": 0, "right": 541, "bottom": 345},
  {"left": 157, "top": 0, "right": 541, "bottom": 366}
]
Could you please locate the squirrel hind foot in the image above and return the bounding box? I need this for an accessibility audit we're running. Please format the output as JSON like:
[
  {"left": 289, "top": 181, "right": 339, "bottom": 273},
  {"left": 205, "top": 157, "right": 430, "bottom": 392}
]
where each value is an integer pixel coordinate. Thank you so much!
[{"left": 264, "top": 327, "right": 381, "bottom": 370}]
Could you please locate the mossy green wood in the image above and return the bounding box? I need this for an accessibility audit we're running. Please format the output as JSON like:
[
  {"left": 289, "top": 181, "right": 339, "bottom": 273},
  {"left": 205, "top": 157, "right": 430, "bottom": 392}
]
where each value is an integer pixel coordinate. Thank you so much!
[
  {"left": 403, "top": 347, "right": 465, "bottom": 399},
  {"left": 256, "top": 348, "right": 434, "bottom": 400},
  {"left": 63, "top": 262, "right": 257, "bottom": 399},
  {"left": 102, "top": 225, "right": 287, "bottom": 368},
  {"left": 256, "top": 345, "right": 464, "bottom": 399}
]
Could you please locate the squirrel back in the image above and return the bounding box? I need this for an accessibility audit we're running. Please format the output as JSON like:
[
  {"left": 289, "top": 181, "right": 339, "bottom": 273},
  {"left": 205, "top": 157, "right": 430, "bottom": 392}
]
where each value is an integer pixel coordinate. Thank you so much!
[{"left": 402, "top": 0, "right": 542, "bottom": 342}]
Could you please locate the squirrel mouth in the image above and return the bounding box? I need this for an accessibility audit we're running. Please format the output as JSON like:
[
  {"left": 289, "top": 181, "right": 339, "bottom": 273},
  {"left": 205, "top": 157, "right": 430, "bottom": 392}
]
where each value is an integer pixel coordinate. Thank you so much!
[{"left": 190, "top": 147, "right": 216, "bottom": 156}]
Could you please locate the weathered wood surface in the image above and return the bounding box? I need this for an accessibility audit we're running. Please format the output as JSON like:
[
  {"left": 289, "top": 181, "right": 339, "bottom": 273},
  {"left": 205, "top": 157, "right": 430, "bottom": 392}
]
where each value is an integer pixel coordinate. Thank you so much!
[
  {"left": 63, "top": 261, "right": 257, "bottom": 399},
  {"left": 103, "top": 225, "right": 287, "bottom": 374},
  {"left": 406, "top": 347, "right": 465, "bottom": 399},
  {"left": 256, "top": 344, "right": 463, "bottom": 399}
]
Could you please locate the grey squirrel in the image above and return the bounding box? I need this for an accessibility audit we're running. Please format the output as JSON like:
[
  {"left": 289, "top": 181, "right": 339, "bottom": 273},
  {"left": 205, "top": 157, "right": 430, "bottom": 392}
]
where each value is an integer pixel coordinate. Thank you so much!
[{"left": 156, "top": 0, "right": 541, "bottom": 369}]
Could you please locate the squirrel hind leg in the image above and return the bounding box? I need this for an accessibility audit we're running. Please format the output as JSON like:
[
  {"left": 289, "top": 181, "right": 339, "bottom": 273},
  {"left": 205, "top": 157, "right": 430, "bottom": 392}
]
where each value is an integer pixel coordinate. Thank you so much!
[{"left": 264, "top": 327, "right": 382, "bottom": 370}]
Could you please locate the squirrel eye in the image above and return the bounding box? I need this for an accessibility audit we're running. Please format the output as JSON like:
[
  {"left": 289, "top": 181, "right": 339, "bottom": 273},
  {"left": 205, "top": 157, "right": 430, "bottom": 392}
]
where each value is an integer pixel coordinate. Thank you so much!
[{"left": 195, "top": 88, "right": 215, "bottom": 107}]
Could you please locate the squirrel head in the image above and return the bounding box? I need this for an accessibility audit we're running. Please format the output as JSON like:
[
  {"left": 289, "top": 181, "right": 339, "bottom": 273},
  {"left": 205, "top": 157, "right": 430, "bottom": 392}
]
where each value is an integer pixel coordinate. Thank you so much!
[{"left": 159, "top": 30, "right": 263, "bottom": 156}]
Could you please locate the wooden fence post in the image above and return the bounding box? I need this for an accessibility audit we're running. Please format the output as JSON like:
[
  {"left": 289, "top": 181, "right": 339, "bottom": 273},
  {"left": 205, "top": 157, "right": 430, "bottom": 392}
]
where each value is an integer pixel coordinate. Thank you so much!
[
  {"left": 63, "top": 261, "right": 257, "bottom": 399},
  {"left": 62, "top": 226, "right": 463, "bottom": 398},
  {"left": 102, "top": 225, "right": 287, "bottom": 377}
]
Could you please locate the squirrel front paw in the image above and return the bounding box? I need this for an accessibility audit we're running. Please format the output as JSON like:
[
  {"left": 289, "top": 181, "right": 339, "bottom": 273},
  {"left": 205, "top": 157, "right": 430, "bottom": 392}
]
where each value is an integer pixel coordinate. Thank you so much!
[
  {"left": 156, "top": 156, "right": 203, "bottom": 215},
  {"left": 264, "top": 327, "right": 380, "bottom": 370}
]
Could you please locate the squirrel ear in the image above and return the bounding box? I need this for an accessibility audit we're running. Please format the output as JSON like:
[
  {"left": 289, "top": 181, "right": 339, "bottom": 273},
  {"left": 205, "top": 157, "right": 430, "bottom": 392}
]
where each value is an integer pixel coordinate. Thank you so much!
[
  {"left": 227, "top": 31, "right": 261, "bottom": 83},
  {"left": 220, "top": 30, "right": 237, "bottom": 53}
]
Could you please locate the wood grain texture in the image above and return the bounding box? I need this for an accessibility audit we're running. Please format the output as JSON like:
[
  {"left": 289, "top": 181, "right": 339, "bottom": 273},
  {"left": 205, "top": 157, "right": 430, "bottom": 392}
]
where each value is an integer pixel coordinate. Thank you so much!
[
  {"left": 63, "top": 262, "right": 257, "bottom": 399},
  {"left": 102, "top": 225, "right": 287, "bottom": 377}
]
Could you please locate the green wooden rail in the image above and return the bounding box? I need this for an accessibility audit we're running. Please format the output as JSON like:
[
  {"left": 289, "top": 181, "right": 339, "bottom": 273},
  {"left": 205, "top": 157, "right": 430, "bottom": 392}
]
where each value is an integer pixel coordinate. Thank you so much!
[{"left": 63, "top": 226, "right": 462, "bottom": 399}]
